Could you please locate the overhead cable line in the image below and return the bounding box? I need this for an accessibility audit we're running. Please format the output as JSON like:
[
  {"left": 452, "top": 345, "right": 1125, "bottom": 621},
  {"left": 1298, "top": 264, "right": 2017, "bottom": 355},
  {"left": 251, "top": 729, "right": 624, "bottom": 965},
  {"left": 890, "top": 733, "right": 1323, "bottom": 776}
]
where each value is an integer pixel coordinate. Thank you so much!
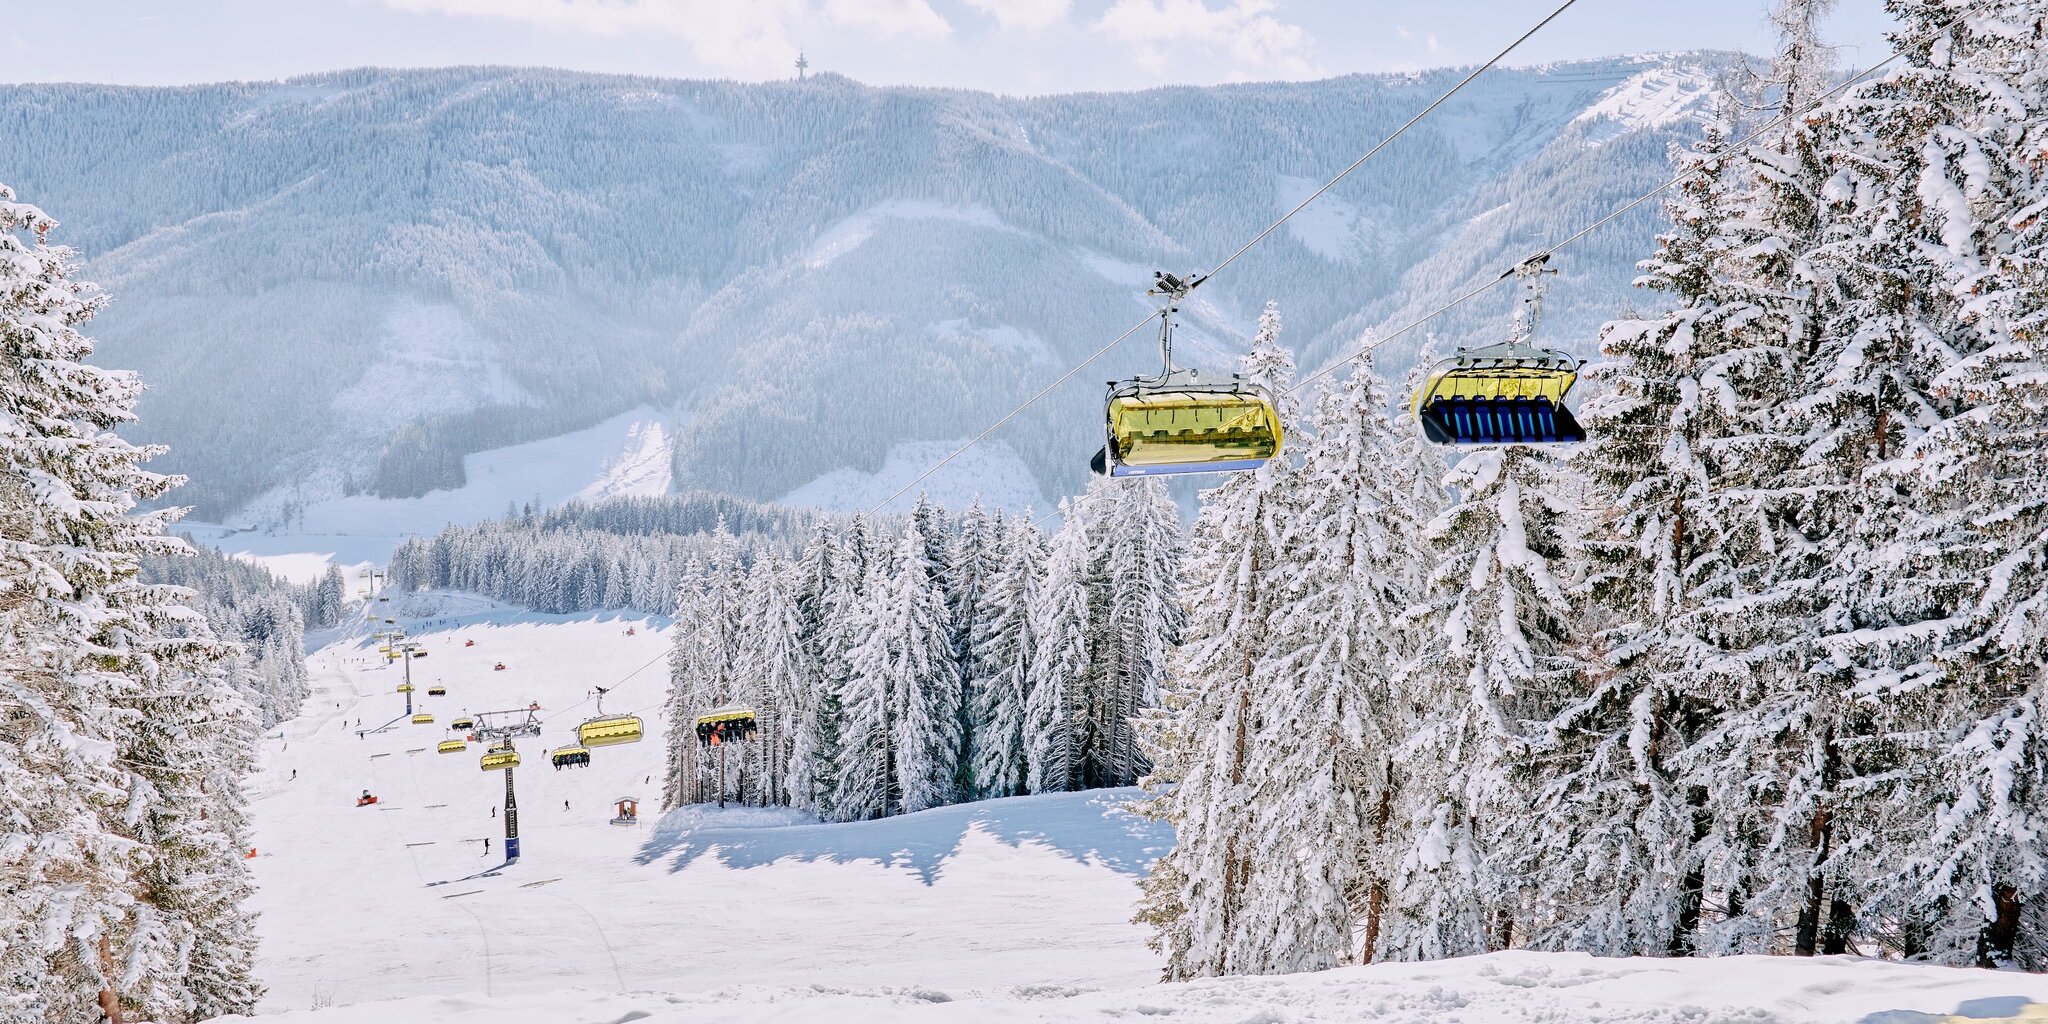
[
  {"left": 1285, "top": 29, "right": 1931, "bottom": 395},
  {"left": 863, "top": 0, "right": 1585, "bottom": 515}
]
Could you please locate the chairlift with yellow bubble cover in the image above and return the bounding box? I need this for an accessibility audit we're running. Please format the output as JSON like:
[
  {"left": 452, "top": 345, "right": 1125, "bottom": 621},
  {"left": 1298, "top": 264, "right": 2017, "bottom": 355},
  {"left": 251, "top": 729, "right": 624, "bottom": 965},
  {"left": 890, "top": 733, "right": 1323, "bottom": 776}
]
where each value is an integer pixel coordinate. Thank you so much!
[{"left": 1092, "top": 272, "right": 1282, "bottom": 478}]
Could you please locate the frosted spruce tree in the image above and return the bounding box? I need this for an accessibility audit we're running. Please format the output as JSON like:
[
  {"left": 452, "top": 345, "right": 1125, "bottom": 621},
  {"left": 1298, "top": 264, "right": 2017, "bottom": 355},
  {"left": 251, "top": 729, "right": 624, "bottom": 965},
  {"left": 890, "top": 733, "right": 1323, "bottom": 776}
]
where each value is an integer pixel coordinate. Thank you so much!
[
  {"left": 0, "top": 181, "right": 260, "bottom": 1021},
  {"left": 948, "top": 500, "right": 1002, "bottom": 793},
  {"left": 663, "top": 530, "right": 748, "bottom": 806},
  {"left": 1383, "top": 433, "right": 1588, "bottom": 959},
  {"left": 738, "top": 555, "right": 813, "bottom": 806},
  {"left": 1082, "top": 475, "right": 1184, "bottom": 787},
  {"left": 1133, "top": 300, "right": 1302, "bottom": 979},
  {"left": 1232, "top": 349, "right": 1427, "bottom": 973},
  {"left": 838, "top": 514, "right": 961, "bottom": 816},
  {"left": 1795, "top": 0, "right": 2048, "bottom": 965},
  {"left": 1553, "top": 99, "right": 1796, "bottom": 957},
  {"left": 1024, "top": 498, "right": 1092, "bottom": 794},
  {"left": 967, "top": 515, "right": 1045, "bottom": 799},
  {"left": 786, "top": 523, "right": 845, "bottom": 812},
  {"left": 887, "top": 512, "right": 963, "bottom": 813}
]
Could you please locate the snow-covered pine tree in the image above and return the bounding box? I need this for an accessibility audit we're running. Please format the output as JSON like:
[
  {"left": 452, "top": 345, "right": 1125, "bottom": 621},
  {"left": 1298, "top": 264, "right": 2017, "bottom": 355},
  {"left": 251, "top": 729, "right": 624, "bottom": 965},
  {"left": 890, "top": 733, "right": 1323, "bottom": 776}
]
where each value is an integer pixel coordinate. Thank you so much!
[
  {"left": 948, "top": 500, "right": 1001, "bottom": 794},
  {"left": 662, "top": 556, "right": 705, "bottom": 809},
  {"left": 1081, "top": 475, "right": 1183, "bottom": 787},
  {"left": 0, "top": 181, "right": 260, "bottom": 1021},
  {"left": 1025, "top": 498, "right": 1092, "bottom": 794},
  {"left": 1227, "top": 348, "right": 1422, "bottom": 973},
  {"left": 665, "top": 545, "right": 752, "bottom": 807},
  {"left": 968, "top": 515, "right": 1046, "bottom": 799},
  {"left": 817, "top": 515, "right": 880, "bottom": 820},
  {"left": 1795, "top": 0, "right": 2048, "bottom": 965},
  {"left": 737, "top": 555, "right": 812, "bottom": 807},
  {"left": 886, "top": 512, "right": 962, "bottom": 813},
  {"left": 1133, "top": 300, "right": 1302, "bottom": 979},
  {"left": 126, "top": 633, "right": 264, "bottom": 1020},
  {"left": 1546, "top": 98, "right": 1783, "bottom": 958},
  {"left": 1383, "top": 435, "right": 1589, "bottom": 960},
  {"left": 835, "top": 512, "right": 960, "bottom": 817},
  {"left": 830, "top": 544, "right": 894, "bottom": 821},
  {"left": 786, "top": 522, "right": 843, "bottom": 813}
]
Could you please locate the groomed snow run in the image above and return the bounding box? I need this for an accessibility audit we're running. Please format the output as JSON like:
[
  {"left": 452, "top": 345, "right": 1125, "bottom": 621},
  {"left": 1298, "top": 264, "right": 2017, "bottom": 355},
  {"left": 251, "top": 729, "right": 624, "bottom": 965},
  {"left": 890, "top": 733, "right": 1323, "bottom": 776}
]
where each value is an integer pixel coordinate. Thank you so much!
[{"left": 236, "top": 594, "right": 2048, "bottom": 1023}]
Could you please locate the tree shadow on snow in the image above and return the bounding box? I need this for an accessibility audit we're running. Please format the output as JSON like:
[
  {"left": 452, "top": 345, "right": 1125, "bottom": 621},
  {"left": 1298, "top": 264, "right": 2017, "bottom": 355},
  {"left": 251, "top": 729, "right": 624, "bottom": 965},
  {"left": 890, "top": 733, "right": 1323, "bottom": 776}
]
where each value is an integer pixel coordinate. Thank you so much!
[
  {"left": 1862, "top": 996, "right": 2039, "bottom": 1023},
  {"left": 633, "top": 788, "right": 1174, "bottom": 885}
]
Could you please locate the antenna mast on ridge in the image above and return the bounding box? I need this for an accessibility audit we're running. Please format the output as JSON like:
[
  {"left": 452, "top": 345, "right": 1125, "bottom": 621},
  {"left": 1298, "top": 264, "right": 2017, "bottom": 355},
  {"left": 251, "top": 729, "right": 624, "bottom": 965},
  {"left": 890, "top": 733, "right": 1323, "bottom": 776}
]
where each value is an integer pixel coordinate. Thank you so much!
[{"left": 795, "top": 52, "right": 810, "bottom": 81}]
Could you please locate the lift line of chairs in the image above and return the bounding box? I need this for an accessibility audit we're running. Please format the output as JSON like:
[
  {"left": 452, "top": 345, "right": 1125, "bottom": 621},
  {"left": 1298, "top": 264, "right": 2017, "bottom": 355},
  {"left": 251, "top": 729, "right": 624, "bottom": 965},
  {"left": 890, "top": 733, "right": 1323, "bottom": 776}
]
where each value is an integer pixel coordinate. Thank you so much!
[{"left": 1090, "top": 256, "right": 1583, "bottom": 479}]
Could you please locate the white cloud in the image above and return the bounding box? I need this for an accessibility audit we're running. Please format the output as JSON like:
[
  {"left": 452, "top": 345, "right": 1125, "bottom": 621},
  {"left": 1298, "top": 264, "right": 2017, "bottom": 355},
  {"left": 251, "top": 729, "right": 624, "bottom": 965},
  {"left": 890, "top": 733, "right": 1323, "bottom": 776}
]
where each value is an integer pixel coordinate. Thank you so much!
[
  {"left": 1396, "top": 25, "right": 1443, "bottom": 54},
  {"left": 371, "top": 0, "right": 950, "bottom": 73},
  {"left": 1095, "top": 0, "right": 1318, "bottom": 79},
  {"left": 960, "top": 0, "right": 1072, "bottom": 31},
  {"left": 823, "top": 0, "right": 952, "bottom": 38}
]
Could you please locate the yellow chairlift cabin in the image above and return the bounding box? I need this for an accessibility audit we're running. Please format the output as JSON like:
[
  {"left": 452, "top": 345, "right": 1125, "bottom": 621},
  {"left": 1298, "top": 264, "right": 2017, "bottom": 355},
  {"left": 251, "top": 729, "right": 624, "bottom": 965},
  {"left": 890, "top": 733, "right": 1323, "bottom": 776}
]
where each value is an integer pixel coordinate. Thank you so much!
[
  {"left": 427, "top": 686, "right": 447, "bottom": 696},
  {"left": 378, "top": 646, "right": 394, "bottom": 654},
  {"left": 479, "top": 745, "right": 520, "bottom": 771},
  {"left": 437, "top": 739, "right": 467, "bottom": 754},
  {"left": 411, "top": 713, "right": 434, "bottom": 725},
  {"left": 1411, "top": 254, "right": 1587, "bottom": 446},
  {"left": 695, "top": 705, "right": 758, "bottom": 746},
  {"left": 551, "top": 745, "right": 591, "bottom": 769},
  {"left": 396, "top": 683, "right": 414, "bottom": 694},
  {"left": 576, "top": 687, "right": 643, "bottom": 748},
  {"left": 1091, "top": 272, "right": 1283, "bottom": 478},
  {"left": 450, "top": 716, "right": 476, "bottom": 731}
]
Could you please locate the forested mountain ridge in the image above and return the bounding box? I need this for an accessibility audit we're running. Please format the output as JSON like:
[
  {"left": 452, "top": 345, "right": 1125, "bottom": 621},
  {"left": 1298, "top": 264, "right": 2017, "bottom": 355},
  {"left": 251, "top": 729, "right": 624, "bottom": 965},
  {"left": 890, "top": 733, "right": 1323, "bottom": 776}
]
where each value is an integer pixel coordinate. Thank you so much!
[{"left": 0, "top": 55, "right": 1722, "bottom": 520}]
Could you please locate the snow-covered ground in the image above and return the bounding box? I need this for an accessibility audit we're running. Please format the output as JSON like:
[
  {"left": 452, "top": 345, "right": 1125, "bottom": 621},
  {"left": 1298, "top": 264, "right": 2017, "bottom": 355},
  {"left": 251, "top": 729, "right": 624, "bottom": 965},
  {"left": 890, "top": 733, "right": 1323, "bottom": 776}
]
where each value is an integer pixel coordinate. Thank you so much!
[
  {"left": 238, "top": 594, "right": 2048, "bottom": 1023},
  {"left": 248, "top": 593, "right": 1164, "bottom": 1014},
  {"left": 222, "top": 950, "right": 2048, "bottom": 1023},
  {"left": 184, "top": 407, "right": 675, "bottom": 580}
]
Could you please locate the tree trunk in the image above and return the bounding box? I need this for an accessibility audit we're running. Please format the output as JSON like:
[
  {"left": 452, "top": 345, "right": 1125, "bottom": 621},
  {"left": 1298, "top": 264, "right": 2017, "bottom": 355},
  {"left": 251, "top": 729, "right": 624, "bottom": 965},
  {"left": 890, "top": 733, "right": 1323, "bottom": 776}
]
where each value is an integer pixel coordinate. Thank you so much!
[
  {"left": 1823, "top": 898, "right": 1856, "bottom": 955},
  {"left": 97, "top": 933, "right": 122, "bottom": 1024},
  {"left": 1794, "top": 804, "right": 1833, "bottom": 956},
  {"left": 1979, "top": 885, "right": 2023, "bottom": 968},
  {"left": 1795, "top": 725, "right": 1838, "bottom": 957},
  {"left": 1670, "top": 786, "right": 1709, "bottom": 956},
  {"left": 1217, "top": 682, "right": 1252, "bottom": 975},
  {"left": 1361, "top": 761, "right": 1395, "bottom": 965}
]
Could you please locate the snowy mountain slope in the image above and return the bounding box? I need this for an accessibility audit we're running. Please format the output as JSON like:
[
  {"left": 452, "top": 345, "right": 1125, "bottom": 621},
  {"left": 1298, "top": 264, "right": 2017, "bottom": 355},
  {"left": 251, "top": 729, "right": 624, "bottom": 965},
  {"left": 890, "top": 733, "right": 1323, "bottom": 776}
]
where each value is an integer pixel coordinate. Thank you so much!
[
  {"left": 220, "top": 951, "right": 2048, "bottom": 1023},
  {"left": 0, "top": 56, "right": 1733, "bottom": 523},
  {"left": 180, "top": 407, "right": 675, "bottom": 574},
  {"left": 251, "top": 594, "right": 1168, "bottom": 1012}
]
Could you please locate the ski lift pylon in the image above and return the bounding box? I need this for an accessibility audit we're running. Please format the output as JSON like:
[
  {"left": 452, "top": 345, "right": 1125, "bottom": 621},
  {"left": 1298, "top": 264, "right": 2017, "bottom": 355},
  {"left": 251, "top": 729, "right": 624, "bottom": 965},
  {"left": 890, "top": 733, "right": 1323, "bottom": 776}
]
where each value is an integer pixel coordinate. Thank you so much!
[
  {"left": 1411, "top": 253, "right": 1587, "bottom": 446},
  {"left": 1091, "top": 272, "right": 1283, "bottom": 478}
]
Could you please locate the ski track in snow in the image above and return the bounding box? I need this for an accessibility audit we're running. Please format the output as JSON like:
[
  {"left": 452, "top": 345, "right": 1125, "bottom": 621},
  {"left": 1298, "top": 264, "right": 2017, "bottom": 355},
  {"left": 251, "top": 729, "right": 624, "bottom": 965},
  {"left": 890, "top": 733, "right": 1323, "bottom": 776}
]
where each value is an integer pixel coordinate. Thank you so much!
[{"left": 233, "top": 595, "right": 2048, "bottom": 1023}]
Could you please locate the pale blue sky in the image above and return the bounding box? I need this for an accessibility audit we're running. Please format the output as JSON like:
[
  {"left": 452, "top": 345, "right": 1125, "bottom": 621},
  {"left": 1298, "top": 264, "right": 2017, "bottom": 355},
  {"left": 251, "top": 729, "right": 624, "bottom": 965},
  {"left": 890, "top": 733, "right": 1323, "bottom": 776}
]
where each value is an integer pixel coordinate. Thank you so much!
[{"left": 4, "top": 0, "right": 1898, "bottom": 94}]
